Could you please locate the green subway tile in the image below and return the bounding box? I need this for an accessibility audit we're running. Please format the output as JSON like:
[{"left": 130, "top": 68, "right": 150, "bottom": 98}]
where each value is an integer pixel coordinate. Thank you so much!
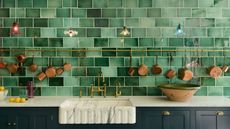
[
  {"left": 223, "top": 9, "right": 230, "bottom": 17},
  {"left": 208, "top": 28, "right": 222, "bottom": 37},
  {"left": 49, "top": 77, "right": 63, "bottom": 86},
  {"left": 224, "top": 87, "right": 230, "bottom": 96},
  {"left": 72, "top": 67, "right": 87, "bottom": 76},
  {"left": 139, "top": 38, "right": 154, "bottom": 47},
  {"left": 126, "top": 18, "right": 139, "bottom": 27},
  {"left": 161, "top": 8, "right": 177, "bottom": 17},
  {"left": 125, "top": 57, "right": 139, "bottom": 67},
  {"left": 110, "top": 58, "right": 124, "bottom": 67},
  {"left": 57, "top": 8, "right": 70, "bottom": 17},
  {"left": 72, "top": 9, "right": 86, "bottom": 17},
  {"left": 0, "top": 69, "right": 10, "bottom": 76},
  {"left": 57, "top": 48, "right": 72, "bottom": 57},
  {"left": 49, "top": 38, "right": 63, "bottom": 47},
  {"left": 80, "top": 58, "right": 94, "bottom": 66},
  {"left": 95, "top": 58, "right": 109, "bottom": 66},
  {"left": 102, "top": 67, "right": 117, "bottom": 77},
  {"left": 101, "top": 28, "right": 116, "bottom": 38},
  {"left": 117, "top": 9, "right": 131, "bottom": 17},
  {"left": 94, "top": 38, "right": 108, "bottom": 47},
  {"left": 125, "top": 77, "right": 139, "bottom": 86},
  {"left": 155, "top": 38, "right": 168, "bottom": 47},
  {"left": 79, "top": 19, "right": 94, "bottom": 27},
  {"left": 155, "top": 18, "right": 169, "bottom": 27},
  {"left": 192, "top": 8, "right": 206, "bottom": 17},
  {"left": 3, "top": 0, "right": 14, "bottom": 7},
  {"left": 110, "top": 19, "right": 124, "bottom": 27},
  {"left": 214, "top": 0, "right": 228, "bottom": 7},
  {"left": 147, "top": 28, "right": 161, "bottom": 38},
  {"left": 223, "top": 28, "right": 230, "bottom": 37},
  {"left": 41, "top": 9, "right": 56, "bottom": 18},
  {"left": 167, "top": 0, "right": 183, "bottom": 7},
  {"left": 57, "top": 87, "right": 73, "bottom": 96},
  {"left": 110, "top": 77, "right": 124, "bottom": 86},
  {"left": 125, "top": 0, "right": 138, "bottom": 7},
  {"left": 132, "top": 28, "right": 146, "bottom": 37},
  {"left": 34, "top": 19, "right": 48, "bottom": 27},
  {"left": 95, "top": 19, "right": 108, "bottom": 27},
  {"left": 78, "top": 0, "right": 92, "bottom": 8},
  {"left": 64, "top": 77, "right": 80, "bottom": 86},
  {"left": 184, "top": 0, "right": 198, "bottom": 7},
  {"left": 140, "top": 18, "right": 155, "bottom": 28},
  {"left": 49, "top": 18, "right": 63, "bottom": 27},
  {"left": 102, "top": 48, "right": 116, "bottom": 57},
  {"left": 215, "top": 38, "right": 228, "bottom": 47},
  {"left": 73, "top": 87, "right": 88, "bottom": 96},
  {"left": 120, "top": 87, "right": 132, "bottom": 96},
  {"left": 87, "top": 9, "right": 101, "bottom": 18},
  {"left": 133, "top": 87, "right": 147, "bottom": 96},
  {"left": 87, "top": 28, "right": 101, "bottom": 37},
  {"left": 3, "top": 77, "right": 18, "bottom": 86},
  {"left": 216, "top": 77, "right": 230, "bottom": 86},
  {"left": 206, "top": 8, "right": 221, "bottom": 18},
  {"left": 48, "top": 0, "right": 62, "bottom": 7},
  {"left": 87, "top": 68, "right": 101, "bottom": 76},
  {"left": 139, "top": 0, "right": 152, "bottom": 7},
  {"left": 10, "top": 8, "right": 25, "bottom": 17},
  {"left": 124, "top": 38, "right": 138, "bottom": 47},
  {"left": 19, "top": 77, "right": 33, "bottom": 86},
  {"left": 208, "top": 87, "right": 223, "bottom": 96},
  {"left": 109, "top": 38, "right": 125, "bottom": 47},
  {"left": 3, "top": 38, "right": 18, "bottom": 47},
  {"left": 191, "top": 28, "right": 207, "bottom": 37},
  {"left": 147, "top": 8, "right": 161, "bottom": 17},
  {"left": 195, "top": 87, "right": 207, "bottom": 96},
  {"left": 18, "top": 0, "right": 32, "bottom": 7},
  {"left": 0, "top": 8, "right": 9, "bottom": 17},
  {"left": 93, "top": 0, "right": 107, "bottom": 8},
  {"left": 154, "top": 0, "right": 167, "bottom": 7},
  {"left": 63, "top": 37, "right": 78, "bottom": 48},
  {"left": 41, "top": 28, "right": 56, "bottom": 38},
  {"left": 26, "top": 28, "right": 40, "bottom": 37},
  {"left": 3, "top": 18, "right": 13, "bottom": 27},
  {"left": 34, "top": 38, "right": 48, "bottom": 47},
  {"left": 169, "top": 38, "right": 184, "bottom": 46},
  {"left": 200, "top": 38, "right": 214, "bottom": 47},
  {"left": 117, "top": 67, "right": 129, "bottom": 76},
  {"left": 63, "top": 0, "right": 78, "bottom": 7},
  {"left": 178, "top": 8, "right": 191, "bottom": 17},
  {"left": 108, "top": 0, "right": 122, "bottom": 7},
  {"left": 64, "top": 18, "right": 79, "bottom": 28},
  {"left": 51, "top": 58, "right": 63, "bottom": 66},
  {"left": 33, "top": 0, "right": 47, "bottom": 7},
  {"left": 200, "top": 18, "right": 215, "bottom": 27},
  {"left": 26, "top": 9, "right": 40, "bottom": 17},
  {"left": 80, "top": 77, "right": 94, "bottom": 86},
  {"left": 11, "top": 88, "right": 19, "bottom": 96},
  {"left": 18, "top": 38, "right": 33, "bottom": 47},
  {"left": 140, "top": 77, "right": 155, "bottom": 86},
  {"left": 199, "top": 0, "right": 214, "bottom": 7},
  {"left": 185, "top": 18, "right": 200, "bottom": 27},
  {"left": 0, "top": 28, "right": 9, "bottom": 37},
  {"left": 148, "top": 87, "right": 162, "bottom": 96},
  {"left": 78, "top": 38, "right": 93, "bottom": 48},
  {"left": 216, "top": 18, "right": 230, "bottom": 27},
  {"left": 132, "top": 9, "right": 147, "bottom": 17},
  {"left": 19, "top": 19, "right": 32, "bottom": 27},
  {"left": 41, "top": 87, "right": 56, "bottom": 96},
  {"left": 102, "top": 9, "right": 117, "bottom": 18}
]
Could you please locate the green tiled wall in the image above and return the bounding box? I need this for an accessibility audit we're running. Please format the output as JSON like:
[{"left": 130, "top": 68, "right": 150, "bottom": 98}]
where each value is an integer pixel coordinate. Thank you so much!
[{"left": 1, "top": 0, "right": 230, "bottom": 97}]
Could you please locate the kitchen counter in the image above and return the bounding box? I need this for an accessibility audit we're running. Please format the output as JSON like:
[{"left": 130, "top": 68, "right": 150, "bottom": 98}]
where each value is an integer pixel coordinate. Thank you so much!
[{"left": 0, "top": 96, "right": 230, "bottom": 107}]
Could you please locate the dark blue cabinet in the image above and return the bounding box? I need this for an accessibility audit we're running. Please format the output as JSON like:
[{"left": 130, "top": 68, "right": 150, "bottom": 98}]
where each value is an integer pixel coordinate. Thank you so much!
[
  {"left": 196, "top": 109, "right": 230, "bottom": 129},
  {"left": 136, "top": 108, "right": 190, "bottom": 129},
  {"left": 0, "top": 108, "right": 57, "bottom": 129}
]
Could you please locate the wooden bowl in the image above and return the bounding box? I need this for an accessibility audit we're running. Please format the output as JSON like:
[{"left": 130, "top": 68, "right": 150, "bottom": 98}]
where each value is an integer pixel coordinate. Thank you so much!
[{"left": 158, "top": 83, "right": 200, "bottom": 102}]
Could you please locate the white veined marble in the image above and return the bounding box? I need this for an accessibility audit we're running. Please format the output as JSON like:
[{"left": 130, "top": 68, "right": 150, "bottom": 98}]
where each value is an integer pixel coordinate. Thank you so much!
[{"left": 59, "top": 98, "right": 136, "bottom": 124}]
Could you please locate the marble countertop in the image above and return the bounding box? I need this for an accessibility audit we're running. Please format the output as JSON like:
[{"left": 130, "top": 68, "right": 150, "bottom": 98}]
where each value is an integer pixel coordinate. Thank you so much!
[{"left": 0, "top": 96, "right": 230, "bottom": 107}]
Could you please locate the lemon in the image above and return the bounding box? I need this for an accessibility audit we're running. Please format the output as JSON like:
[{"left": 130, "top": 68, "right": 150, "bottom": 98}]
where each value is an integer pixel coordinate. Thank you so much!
[
  {"left": 15, "top": 97, "right": 21, "bottom": 103},
  {"left": 0, "top": 86, "right": 5, "bottom": 91},
  {"left": 9, "top": 98, "right": 15, "bottom": 103},
  {"left": 20, "top": 98, "right": 26, "bottom": 103}
]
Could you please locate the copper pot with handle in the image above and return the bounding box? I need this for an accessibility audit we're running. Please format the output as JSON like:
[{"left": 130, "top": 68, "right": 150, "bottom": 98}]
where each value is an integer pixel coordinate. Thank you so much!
[
  {"left": 56, "top": 67, "right": 64, "bottom": 75},
  {"left": 45, "top": 59, "right": 56, "bottom": 78},
  {"left": 138, "top": 53, "right": 148, "bottom": 76},
  {"left": 152, "top": 55, "right": 162, "bottom": 74},
  {"left": 63, "top": 63, "right": 72, "bottom": 71},
  {"left": 37, "top": 71, "right": 47, "bottom": 81},
  {"left": 0, "top": 57, "right": 6, "bottom": 69},
  {"left": 178, "top": 55, "right": 193, "bottom": 81},
  {"left": 29, "top": 56, "right": 38, "bottom": 72},
  {"left": 208, "top": 58, "right": 222, "bottom": 79},
  {"left": 7, "top": 63, "right": 18, "bottom": 73},
  {"left": 128, "top": 50, "right": 135, "bottom": 76},
  {"left": 165, "top": 54, "right": 176, "bottom": 79}
]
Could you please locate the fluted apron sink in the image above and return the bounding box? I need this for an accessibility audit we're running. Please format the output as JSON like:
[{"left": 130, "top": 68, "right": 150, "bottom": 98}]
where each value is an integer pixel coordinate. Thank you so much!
[{"left": 59, "top": 98, "right": 136, "bottom": 124}]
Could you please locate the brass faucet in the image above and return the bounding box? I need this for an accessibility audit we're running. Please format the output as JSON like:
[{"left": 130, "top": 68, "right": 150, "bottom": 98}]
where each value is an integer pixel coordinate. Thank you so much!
[
  {"left": 90, "top": 72, "right": 107, "bottom": 98},
  {"left": 115, "top": 81, "right": 121, "bottom": 97}
]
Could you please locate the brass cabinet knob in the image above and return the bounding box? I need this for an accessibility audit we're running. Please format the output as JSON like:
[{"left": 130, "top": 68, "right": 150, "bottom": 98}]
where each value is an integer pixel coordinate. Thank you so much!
[
  {"left": 162, "top": 111, "right": 171, "bottom": 116},
  {"left": 217, "top": 111, "right": 224, "bottom": 116},
  {"left": 13, "top": 123, "right": 16, "bottom": 126},
  {"left": 8, "top": 123, "right": 11, "bottom": 126}
]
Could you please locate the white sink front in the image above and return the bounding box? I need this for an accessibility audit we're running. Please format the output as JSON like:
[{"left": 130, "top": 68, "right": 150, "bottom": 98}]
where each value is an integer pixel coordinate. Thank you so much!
[{"left": 59, "top": 98, "right": 136, "bottom": 124}]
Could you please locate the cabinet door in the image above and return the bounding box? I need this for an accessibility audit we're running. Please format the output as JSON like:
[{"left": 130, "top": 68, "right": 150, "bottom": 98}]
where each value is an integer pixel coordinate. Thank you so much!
[
  {"left": 196, "top": 110, "right": 230, "bottom": 129},
  {"left": 0, "top": 108, "right": 11, "bottom": 129},
  {"left": 137, "top": 108, "right": 190, "bottom": 129}
]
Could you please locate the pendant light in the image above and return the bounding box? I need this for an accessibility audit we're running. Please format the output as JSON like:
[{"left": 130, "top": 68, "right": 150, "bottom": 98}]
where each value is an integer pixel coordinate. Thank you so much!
[
  {"left": 175, "top": 1, "right": 185, "bottom": 36},
  {"left": 11, "top": 0, "right": 20, "bottom": 35},
  {"left": 64, "top": 0, "right": 78, "bottom": 37},
  {"left": 120, "top": 4, "right": 130, "bottom": 43}
]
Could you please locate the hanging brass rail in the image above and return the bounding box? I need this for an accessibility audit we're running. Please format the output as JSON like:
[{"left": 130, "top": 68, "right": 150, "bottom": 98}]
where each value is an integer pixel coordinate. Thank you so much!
[{"left": 0, "top": 49, "right": 229, "bottom": 53}]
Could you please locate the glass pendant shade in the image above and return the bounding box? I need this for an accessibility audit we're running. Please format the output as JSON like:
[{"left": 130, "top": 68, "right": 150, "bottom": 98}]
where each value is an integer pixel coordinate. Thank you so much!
[
  {"left": 120, "top": 26, "right": 130, "bottom": 36},
  {"left": 64, "top": 28, "right": 78, "bottom": 37},
  {"left": 11, "top": 22, "right": 20, "bottom": 35}
]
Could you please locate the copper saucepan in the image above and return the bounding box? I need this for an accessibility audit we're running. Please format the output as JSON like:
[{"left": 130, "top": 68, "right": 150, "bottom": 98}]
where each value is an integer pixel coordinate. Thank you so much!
[
  {"left": 165, "top": 54, "right": 176, "bottom": 79},
  {"left": 128, "top": 51, "right": 135, "bottom": 76},
  {"left": 138, "top": 53, "right": 148, "bottom": 76},
  {"left": 45, "top": 59, "right": 56, "bottom": 78},
  {"left": 7, "top": 63, "right": 18, "bottom": 73},
  {"left": 178, "top": 56, "right": 193, "bottom": 81},
  {"left": 29, "top": 56, "right": 38, "bottom": 72},
  {"left": 63, "top": 63, "right": 72, "bottom": 71},
  {"left": 152, "top": 55, "right": 162, "bottom": 74}
]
